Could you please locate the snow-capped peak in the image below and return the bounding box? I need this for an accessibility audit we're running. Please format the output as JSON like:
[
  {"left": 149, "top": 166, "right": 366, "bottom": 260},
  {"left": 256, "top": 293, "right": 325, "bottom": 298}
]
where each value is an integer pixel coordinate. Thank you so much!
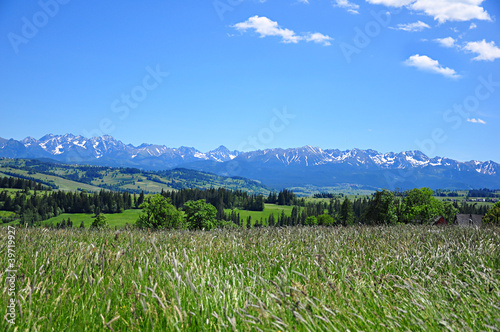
[{"left": 1, "top": 134, "right": 498, "bottom": 179}]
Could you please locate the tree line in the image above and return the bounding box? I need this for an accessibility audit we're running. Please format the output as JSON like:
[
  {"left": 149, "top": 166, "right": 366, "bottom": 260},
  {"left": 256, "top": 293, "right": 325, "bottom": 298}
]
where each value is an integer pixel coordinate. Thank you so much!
[
  {"left": 467, "top": 188, "right": 499, "bottom": 198},
  {"left": 0, "top": 189, "right": 135, "bottom": 226},
  {"left": 222, "top": 188, "right": 490, "bottom": 227},
  {"left": 0, "top": 174, "right": 55, "bottom": 190},
  {"left": 160, "top": 187, "right": 266, "bottom": 212},
  {"left": 140, "top": 187, "right": 494, "bottom": 230},
  {"left": 0, "top": 175, "right": 495, "bottom": 228}
]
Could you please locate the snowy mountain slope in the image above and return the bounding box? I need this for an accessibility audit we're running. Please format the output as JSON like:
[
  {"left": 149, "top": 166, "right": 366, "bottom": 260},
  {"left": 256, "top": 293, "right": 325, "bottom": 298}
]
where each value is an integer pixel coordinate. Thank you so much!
[{"left": 0, "top": 134, "right": 498, "bottom": 189}]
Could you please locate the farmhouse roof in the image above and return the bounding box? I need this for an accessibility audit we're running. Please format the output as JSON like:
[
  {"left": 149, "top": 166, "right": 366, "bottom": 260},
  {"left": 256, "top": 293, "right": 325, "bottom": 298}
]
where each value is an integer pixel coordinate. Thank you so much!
[{"left": 432, "top": 215, "right": 446, "bottom": 225}]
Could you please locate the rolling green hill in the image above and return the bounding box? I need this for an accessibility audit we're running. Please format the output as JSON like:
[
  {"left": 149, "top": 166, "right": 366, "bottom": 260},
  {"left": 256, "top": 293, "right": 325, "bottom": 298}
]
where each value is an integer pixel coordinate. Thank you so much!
[{"left": 0, "top": 158, "right": 270, "bottom": 194}]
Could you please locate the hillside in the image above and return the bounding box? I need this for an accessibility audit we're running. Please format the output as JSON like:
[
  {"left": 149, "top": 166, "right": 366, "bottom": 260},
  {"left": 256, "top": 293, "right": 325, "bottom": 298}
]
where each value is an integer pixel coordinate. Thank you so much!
[{"left": 0, "top": 159, "right": 270, "bottom": 194}]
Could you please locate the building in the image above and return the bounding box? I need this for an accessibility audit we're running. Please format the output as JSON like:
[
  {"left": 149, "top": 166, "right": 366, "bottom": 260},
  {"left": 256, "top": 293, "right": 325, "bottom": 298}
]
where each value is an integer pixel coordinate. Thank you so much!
[{"left": 432, "top": 216, "right": 447, "bottom": 226}]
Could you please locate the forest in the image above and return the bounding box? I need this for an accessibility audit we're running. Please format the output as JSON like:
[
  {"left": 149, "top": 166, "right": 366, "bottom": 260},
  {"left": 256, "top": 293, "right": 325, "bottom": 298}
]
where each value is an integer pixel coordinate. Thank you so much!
[{"left": 0, "top": 176, "right": 495, "bottom": 227}]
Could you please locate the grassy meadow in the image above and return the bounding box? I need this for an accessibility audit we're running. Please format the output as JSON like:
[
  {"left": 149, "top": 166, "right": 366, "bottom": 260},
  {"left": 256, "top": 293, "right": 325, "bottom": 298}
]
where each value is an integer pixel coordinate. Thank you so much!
[
  {"left": 1, "top": 225, "right": 499, "bottom": 331},
  {"left": 224, "top": 204, "right": 298, "bottom": 225},
  {"left": 41, "top": 209, "right": 143, "bottom": 228}
]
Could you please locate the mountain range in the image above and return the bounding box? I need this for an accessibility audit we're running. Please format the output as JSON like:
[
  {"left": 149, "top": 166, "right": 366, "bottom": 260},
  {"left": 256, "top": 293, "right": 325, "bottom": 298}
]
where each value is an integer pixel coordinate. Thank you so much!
[{"left": 1, "top": 134, "right": 499, "bottom": 190}]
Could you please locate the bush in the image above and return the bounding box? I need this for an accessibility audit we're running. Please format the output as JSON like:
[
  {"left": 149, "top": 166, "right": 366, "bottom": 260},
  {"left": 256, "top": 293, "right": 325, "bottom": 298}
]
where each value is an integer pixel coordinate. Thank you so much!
[
  {"left": 91, "top": 214, "right": 108, "bottom": 229},
  {"left": 184, "top": 199, "right": 218, "bottom": 230},
  {"left": 317, "top": 214, "right": 334, "bottom": 226},
  {"left": 304, "top": 216, "right": 318, "bottom": 226},
  {"left": 136, "top": 194, "right": 185, "bottom": 229},
  {"left": 484, "top": 202, "right": 500, "bottom": 224}
]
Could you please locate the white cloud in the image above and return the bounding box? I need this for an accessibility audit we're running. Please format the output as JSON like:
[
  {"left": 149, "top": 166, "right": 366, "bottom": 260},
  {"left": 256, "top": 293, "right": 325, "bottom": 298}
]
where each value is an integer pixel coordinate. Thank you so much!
[
  {"left": 365, "top": 0, "right": 491, "bottom": 23},
  {"left": 297, "top": 0, "right": 309, "bottom": 3},
  {"left": 469, "top": 22, "right": 477, "bottom": 29},
  {"left": 434, "top": 37, "right": 456, "bottom": 48},
  {"left": 232, "top": 16, "right": 332, "bottom": 46},
  {"left": 411, "top": 0, "right": 491, "bottom": 23},
  {"left": 404, "top": 54, "right": 460, "bottom": 79},
  {"left": 333, "top": 0, "right": 360, "bottom": 14},
  {"left": 392, "top": 21, "right": 430, "bottom": 32},
  {"left": 232, "top": 16, "right": 302, "bottom": 44},
  {"left": 467, "top": 118, "right": 486, "bottom": 124},
  {"left": 304, "top": 32, "right": 333, "bottom": 46},
  {"left": 463, "top": 40, "right": 500, "bottom": 61},
  {"left": 365, "top": 0, "right": 412, "bottom": 6}
]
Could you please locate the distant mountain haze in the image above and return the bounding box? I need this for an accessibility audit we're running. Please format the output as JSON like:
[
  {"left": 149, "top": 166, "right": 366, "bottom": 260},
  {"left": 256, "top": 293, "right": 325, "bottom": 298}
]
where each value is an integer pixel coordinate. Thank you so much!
[{"left": 0, "top": 134, "right": 498, "bottom": 190}]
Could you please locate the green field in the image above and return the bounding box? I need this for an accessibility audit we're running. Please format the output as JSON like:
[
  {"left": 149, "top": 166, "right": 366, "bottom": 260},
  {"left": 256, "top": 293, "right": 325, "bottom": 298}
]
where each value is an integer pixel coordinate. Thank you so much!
[
  {"left": 41, "top": 209, "right": 142, "bottom": 228},
  {"left": 225, "top": 203, "right": 298, "bottom": 225},
  {"left": 0, "top": 169, "right": 103, "bottom": 192},
  {"left": 435, "top": 196, "right": 495, "bottom": 207},
  {"left": 1, "top": 225, "right": 498, "bottom": 331},
  {"left": 0, "top": 210, "right": 17, "bottom": 225},
  {"left": 1, "top": 203, "right": 293, "bottom": 229},
  {"left": 35, "top": 204, "right": 294, "bottom": 229}
]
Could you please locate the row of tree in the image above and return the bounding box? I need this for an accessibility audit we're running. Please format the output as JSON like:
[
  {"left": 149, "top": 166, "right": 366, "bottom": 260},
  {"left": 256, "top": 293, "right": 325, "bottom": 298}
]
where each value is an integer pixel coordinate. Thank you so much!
[
  {"left": 0, "top": 176, "right": 51, "bottom": 191},
  {"left": 265, "top": 189, "right": 297, "bottom": 205},
  {"left": 467, "top": 188, "right": 499, "bottom": 198},
  {"left": 0, "top": 189, "right": 136, "bottom": 226},
  {"left": 225, "top": 188, "right": 491, "bottom": 227},
  {"left": 431, "top": 188, "right": 499, "bottom": 198},
  {"left": 160, "top": 187, "right": 270, "bottom": 211},
  {"left": 0, "top": 174, "right": 496, "bottom": 228},
  {"left": 138, "top": 187, "right": 496, "bottom": 230}
]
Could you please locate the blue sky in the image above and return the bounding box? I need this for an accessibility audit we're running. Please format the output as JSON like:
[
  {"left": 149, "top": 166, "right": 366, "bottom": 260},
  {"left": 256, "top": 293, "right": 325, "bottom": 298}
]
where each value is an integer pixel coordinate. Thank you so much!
[{"left": 1, "top": 0, "right": 499, "bottom": 162}]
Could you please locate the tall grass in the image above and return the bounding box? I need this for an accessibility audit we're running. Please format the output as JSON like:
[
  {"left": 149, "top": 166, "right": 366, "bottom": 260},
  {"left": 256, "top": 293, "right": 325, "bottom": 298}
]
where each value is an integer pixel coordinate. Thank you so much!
[{"left": 1, "top": 225, "right": 499, "bottom": 331}]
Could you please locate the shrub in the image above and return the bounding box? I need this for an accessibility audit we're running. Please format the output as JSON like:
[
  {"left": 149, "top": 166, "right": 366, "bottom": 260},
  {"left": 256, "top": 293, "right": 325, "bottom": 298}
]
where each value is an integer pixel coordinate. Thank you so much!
[
  {"left": 317, "top": 214, "right": 334, "bottom": 226},
  {"left": 91, "top": 214, "right": 108, "bottom": 229},
  {"left": 184, "top": 199, "right": 218, "bottom": 230},
  {"left": 136, "top": 194, "right": 185, "bottom": 229},
  {"left": 304, "top": 216, "right": 318, "bottom": 226}
]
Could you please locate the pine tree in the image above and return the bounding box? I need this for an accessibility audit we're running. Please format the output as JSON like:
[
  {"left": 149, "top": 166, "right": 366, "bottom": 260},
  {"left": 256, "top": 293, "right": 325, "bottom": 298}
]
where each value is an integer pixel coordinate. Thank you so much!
[
  {"left": 137, "top": 191, "right": 145, "bottom": 207},
  {"left": 291, "top": 206, "right": 298, "bottom": 225},
  {"left": 340, "top": 198, "right": 355, "bottom": 226}
]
